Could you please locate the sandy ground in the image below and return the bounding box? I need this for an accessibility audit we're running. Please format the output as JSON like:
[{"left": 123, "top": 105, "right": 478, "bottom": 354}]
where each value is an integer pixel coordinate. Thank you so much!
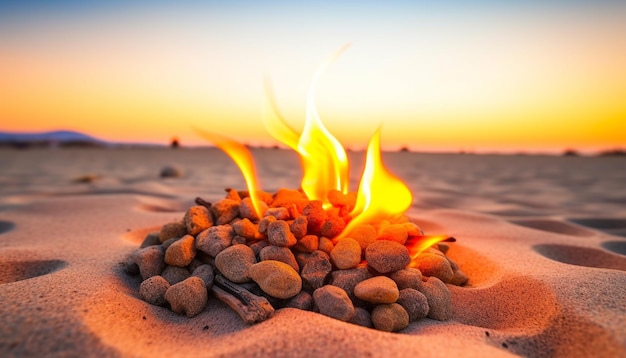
[{"left": 0, "top": 147, "right": 625, "bottom": 357}]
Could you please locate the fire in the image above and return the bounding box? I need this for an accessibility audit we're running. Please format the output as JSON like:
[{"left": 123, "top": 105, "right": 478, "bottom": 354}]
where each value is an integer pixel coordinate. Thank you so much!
[
  {"left": 194, "top": 128, "right": 264, "bottom": 218},
  {"left": 406, "top": 235, "right": 452, "bottom": 264}
]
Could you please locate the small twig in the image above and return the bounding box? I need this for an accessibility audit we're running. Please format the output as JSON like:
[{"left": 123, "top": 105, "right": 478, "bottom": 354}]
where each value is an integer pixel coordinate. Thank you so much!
[
  {"left": 194, "top": 197, "right": 212, "bottom": 209},
  {"left": 211, "top": 275, "right": 274, "bottom": 324}
]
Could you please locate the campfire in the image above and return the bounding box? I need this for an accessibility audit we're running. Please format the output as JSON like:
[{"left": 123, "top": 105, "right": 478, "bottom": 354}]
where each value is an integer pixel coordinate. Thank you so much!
[{"left": 126, "top": 49, "right": 468, "bottom": 332}]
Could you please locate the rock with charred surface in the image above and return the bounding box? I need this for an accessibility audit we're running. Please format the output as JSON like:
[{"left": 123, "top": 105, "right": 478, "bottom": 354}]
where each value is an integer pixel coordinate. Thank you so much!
[{"left": 212, "top": 275, "right": 275, "bottom": 324}]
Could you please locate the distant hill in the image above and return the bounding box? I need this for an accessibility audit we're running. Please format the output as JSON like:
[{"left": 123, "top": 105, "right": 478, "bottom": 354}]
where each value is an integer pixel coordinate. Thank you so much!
[{"left": 0, "top": 130, "right": 110, "bottom": 148}]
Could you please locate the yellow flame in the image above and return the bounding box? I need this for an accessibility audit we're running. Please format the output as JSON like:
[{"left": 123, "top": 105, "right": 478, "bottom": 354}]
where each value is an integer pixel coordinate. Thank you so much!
[
  {"left": 263, "top": 45, "right": 350, "bottom": 207},
  {"left": 407, "top": 235, "right": 451, "bottom": 265},
  {"left": 194, "top": 128, "right": 264, "bottom": 218},
  {"left": 340, "top": 128, "right": 413, "bottom": 238}
]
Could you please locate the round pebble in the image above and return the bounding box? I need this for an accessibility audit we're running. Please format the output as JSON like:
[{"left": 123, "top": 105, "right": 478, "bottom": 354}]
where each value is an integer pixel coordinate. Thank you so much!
[
  {"left": 159, "top": 222, "right": 187, "bottom": 243},
  {"left": 191, "top": 264, "right": 215, "bottom": 288},
  {"left": 318, "top": 237, "right": 334, "bottom": 255},
  {"left": 330, "top": 237, "right": 362, "bottom": 269},
  {"left": 300, "top": 250, "right": 333, "bottom": 290},
  {"left": 260, "top": 245, "right": 299, "bottom": 272},
  {"left": 313, "top": 285, "right": 355, "bottom": 322},
  {"left": 348, "top": 225, "right": 377, "bottom": 251},
  {"left": 389, "top": 268, "right": 423, "bottom": 290},
  {"left": 377, "top": 224, "right": 408, "bottom": 245},
  {"left": 196, "top": 225, "right": 233, "bottom": 257},
  {"left": 232, "top": 218, "right": 257, "bottom": 239},
  {"left": 293, "top": 234, "right": 319, "bottom": 253},
  {"left": 160, "top": 165, "right": 183, "bottom": 178},
  {"left": 267, "top": 220, "right": 297, "bottom": 247},
  {"left": 397, "top": 288, "right": 429, "bottom": 321},
  {"left": 349, "top": 307, "right": 373, "bottom": 328},
  {"left": 214, "top": 244, "right": 256, "bottom": 283},
  {"left": 290, "top": 216, "right": 308, "bottom": 239},
  {"left": 302, "top": 200, "right": 326, "bottom": 234},
  {"left": 133, "top": 245, "right": 165, "bottom": 280},
  {"left": 418, "top": 276, "right": 452, "bottom": 321},
  {"left": 139, "top": 275, "right": 170, "bottom": 306},
  {"left": 320, "top": 215, "right": 346, "bottom": 238},
  {"left": 164, "top": 276, "right": 208, "bottom": 318},
  {"left": 285, "top": 291, "right": 314, "bottom": 311},
  {"left": 184, "top": 205, "right": 213, "bottom": 236},
  {"left": 211, "top": 199, "right": 240, "bottom": 225},
  {"left": 371, "top": 303, "right": 409, "bottom": 332},
  {"left": 354, "top": 276, "right": 400, "bottom": 304},
  {"left": 239, "top": 197, "right": 267, "bottom": 221},
  {"left": 411, "top": 253, "right": 454, "bottom": 283},
  {"left": 161, "top": 265, "right": 190, "bottom": 285},
  {"left": 165, "top": 234, "right": 196, "bottom": 267},
  {"left": 248, "top": 260, "right": 302, "bottom": 299},
  {"left": 365, "top": 240, "right": 411, "bottom": 273}
]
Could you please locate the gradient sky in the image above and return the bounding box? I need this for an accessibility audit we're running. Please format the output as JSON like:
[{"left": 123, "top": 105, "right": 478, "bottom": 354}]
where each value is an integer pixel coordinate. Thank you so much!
[{"left": 1, "top": 0, "right": 625, "bottom": 153}]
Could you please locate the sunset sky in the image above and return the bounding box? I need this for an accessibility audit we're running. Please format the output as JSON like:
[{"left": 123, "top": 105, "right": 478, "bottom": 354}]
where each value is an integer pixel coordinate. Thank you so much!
[{"left": 1, "top": 0, "right": 625, "bottom": 153}]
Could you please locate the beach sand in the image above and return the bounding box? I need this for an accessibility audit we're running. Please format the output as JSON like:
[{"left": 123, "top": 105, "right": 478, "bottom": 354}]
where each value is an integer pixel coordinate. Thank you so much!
[{"left": 1, "top": 147, "right": 625, "bottom": 357}]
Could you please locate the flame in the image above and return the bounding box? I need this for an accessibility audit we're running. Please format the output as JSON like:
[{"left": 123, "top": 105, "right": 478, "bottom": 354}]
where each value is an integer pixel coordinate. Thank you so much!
[
  {"left": 340, "top": 128, "right": 413, "bottom": 238},
  {"left": 406, "top": 235, "right": 451, "bottom": 265},
  {"left": 194, "top": 128, "right": 264, "bottom": 218},
  {"left": 264, "top": 45, "right": 350, "bottom": 207}
]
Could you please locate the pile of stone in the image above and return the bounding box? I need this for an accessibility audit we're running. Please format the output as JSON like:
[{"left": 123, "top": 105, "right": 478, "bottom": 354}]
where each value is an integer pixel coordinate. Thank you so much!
[{"left": 125, "top": 188, "right": 468, "bottom": 332}]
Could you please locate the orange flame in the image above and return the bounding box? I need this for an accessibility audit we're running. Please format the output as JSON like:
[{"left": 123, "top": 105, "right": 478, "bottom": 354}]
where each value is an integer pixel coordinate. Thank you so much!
[
  {"left": 194, "top": 128, "right": 264, "bottom": 218},
  {"left": 340, "top": 128, "right": 413, "bottom": 238},
  {"left": 406, "top": 235, "right": 451, "bottom": 265},
  {"left": 264, "top": 45, "right": 350, "bottom": 207}
]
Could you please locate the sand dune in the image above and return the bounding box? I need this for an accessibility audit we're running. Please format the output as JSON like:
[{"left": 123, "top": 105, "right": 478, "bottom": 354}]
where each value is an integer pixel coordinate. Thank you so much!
[{"left": 1, "top": 148, "right": 625, "bottom": 357}]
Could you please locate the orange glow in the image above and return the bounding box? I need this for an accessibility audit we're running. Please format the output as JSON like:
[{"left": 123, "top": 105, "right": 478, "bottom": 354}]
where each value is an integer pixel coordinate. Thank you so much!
[
  {"left": 264, "top": 46, "right": 351, "bottom": 206},
  {"left": 340, "top": 128, "right": 413, "bottom": 238},
  {"left": 407, "top": 235, "right": 451, "bottom": 264},
  {"left": 194, "top": 128, "right": 264, "bottom": 218}
]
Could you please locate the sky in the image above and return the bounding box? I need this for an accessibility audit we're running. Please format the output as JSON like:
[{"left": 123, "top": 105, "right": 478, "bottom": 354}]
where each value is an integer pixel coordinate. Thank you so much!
[{"left": 1, "top": 0, "right": 625, "bottom": 153}]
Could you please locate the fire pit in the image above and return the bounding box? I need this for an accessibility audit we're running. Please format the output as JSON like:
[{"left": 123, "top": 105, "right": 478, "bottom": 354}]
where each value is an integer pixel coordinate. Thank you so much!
[{"left": 125, "top": 50, "right": 468, "bottom": 332}]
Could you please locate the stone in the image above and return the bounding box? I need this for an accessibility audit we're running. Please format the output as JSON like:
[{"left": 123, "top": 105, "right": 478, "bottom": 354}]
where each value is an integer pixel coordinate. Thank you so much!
[
  {"left": 300, "top": 250, "right": 333, "bottom": 290},
  {"left": 365, "top": 241, "right": 411, "bottom": 273},
  {"left": 397, "top": 288, "right": 429, "bottom": 322},
  {"left": 259, "top": 245, "right": 299, "bottom": 272},
  {"left": 349, "top": 307, "right": 373, "bottom": 328},
  {"left": 354, "top": 276, "right": 400, "bottom": 304},
  {"left": 196, "top": 225, "right": 233, "bottom": 256},
  {"left": 302, "top": 200, "right": 326, "bottom": 235},
  {"left": 285, "top": 291, "right": 314, "bottom": 311},
  {"left": 330, "top": 267, "right": 373, "bottom": 299},
  {"left": 191, "top": 264, "right": 214, "bottom": 289},
  {"left": 211, "top": 199, "right": 240, "bottom": 225},
  {"left": 348, "top": 225, "right": 377, "bottom": 251},
  {"left": 267, "top": 220, "right": 297, "bottom": 247},
  {"left": 313, "top": 285, "right": 355, "bottom": 322},
  {"left": 289, "top": 216, "right": 308, "bottom": 239},
  {"left": 371, "top": 303, "right": 409, "bottom": 332},
  {"left": 159, "top": 222, "right": 187, "bottom": 243},
  {"left": 330, "top": 237, "right": 362, "bottom": 270},
  {"left": 293, "top": 234, "right": 318, "bottom": 253},
  {"left": 419, "top": 277, "right": 452, "bottom": 321},
  {"left": 183, "top": 205, "right": 213, "bottom": 236},
  {"left": 412, "top": 253, "right": 454, "bottom": 283},
  {"left": 258, "top": 216, "right": 276, "bottom": 235},
  {"left": 403, "top": 222, "right": 424, "bottom": 236},
  {"left": 164, "top": 235, "right": 196, "bottom": 267},
  {"left": 318, "top": 236, "right": 334, "bottom": 255},
  {"left": 239, "top": 197, "right": 267, "bottom": 222},
  {"left": 165, "top": 276, "right": 208, "bottom": 318},
  {"left": 264, "top": 207, "right": 291, "bottom": 220},
  {"left": 161, "top": 237, "right": 179, "bottom": 250},
  {"left": 134, "top": 245, "right": 165, "bottom": 280},
  {"left": 320, "top": 215, "right": 346, "bottom": 239},
  {"left": 377, "top": 224, "right": 408, "bottom": 245},
  {"left": 160, "top": 165, "right": 183, "bottom": 178},
  {"left": 214, "top": 244, "right": 256, "bottom": 283},
  {"left": 161, "top": 265, "right": 190, "bottom": 285},
  {"left": 389, "top": 268, "right": 423, "bottom": 290},
  {"left": 271, "top": 188, "right": 309, "bottom": 213},
  {"left": 249, "top": 240, "right": 269, "bottom": 257},
  {"left": 327, "top": 189, "right": 355, "bottom": 208},
  {"left": 139, "top": 275, "right": 170, "bottom": 306},
  {"left": 447, "top": 257, "right": 469, "bottom": 286},
  {"left": 231, "top": 218, "right": 255, "bottom": 240},
  {"left": 248, "top": 260, "right": 302, "bottom": 299},
  {"left": 140, "top": 232, "right": 161, "bottom": 248}
]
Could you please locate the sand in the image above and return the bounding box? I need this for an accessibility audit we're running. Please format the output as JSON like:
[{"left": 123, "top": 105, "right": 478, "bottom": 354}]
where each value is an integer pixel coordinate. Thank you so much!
[{"left": 1, "top": 147, "right": 625, "bottom": 357}]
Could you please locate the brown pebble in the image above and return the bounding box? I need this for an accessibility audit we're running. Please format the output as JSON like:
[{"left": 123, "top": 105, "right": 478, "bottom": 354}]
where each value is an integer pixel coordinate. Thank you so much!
[
  {"left": 161, "top": 237, "right": 179, "bottom": 250},
  {"left": 191, "top": 264, "right": 214, "bottom": 289},
  {"left": 318, "top": 236, "right": 334, "bottom": 255},
  {"left": 330, "top": 237, "right": 362, "bottom": 269},
  {"left": 258, "top": 216, "right": 276, "bottom": 235},
  {"left": 134, "top": 245, "right": 166, "bottom": 280},
  {"left": 313, "top": 285, "right": 355, "bottom": 322},
  {"left": 320, "top": 215, "right": 346, "bottom": 238},
  {"left": 248, "top": 260, "right": 302, "bottom": 299},
  {"left": 289, "top": 216, "right": 308, "bottom": 239},
  {"left": 239, "top": 197, "right": 268, "bottom": 222},
  {"left": 196, "top": 225, "right": 234, "bottom": 257},
  {"left": 418, "top": 276, "right": 451, "bottom": 321},
  {"left": 371, "top": 303, "right": 409, "bottom": 332},
  {"left": 411, "top": 253, "right": 454, "bottom": 283},
  {"left": 271, "top": 188, "right": 310, "bottom": 213},
  {"left": 140, "top": 232, "right": 161, "bottom": 248},
  {"left": 159, "top": 222, "right": 187, "bottom": 243},
  {"left": 165, "top": 235, "right": 196, "bottom": 267},
  {"left": 139, "top": 275, "right": 170, "bottom": 306},
  {"left": 161, "top": 265, "right": 190, "bottom": 285},
  {"left": 377, "top": 224, "right": 408, "bottom": 245},
  {"left": 330, "top": 267, "right": 373, "bottom": 299},
  {"left": 210, "top": 199, "right": 240, "bottom": 225},
  {"left": 397, "top": 288, "right": 429, "bottom": 322},
  {"left": 354, "top": 276, "right": 400, "bottom": 304},
  {"left": 224, "top": 188, "right": 242, "bottom": 202},
  {"left": 267, "top": 220, "right": 297, "bottom": 247},
  {"left": 249, "top": 240, "right": 269, "bottom": 257},
  {"left": 285, "top": 291, "right": 314, "bottom": 311},
  {"left": 231, "top": 235, "right": 246, "bottom": 245},
  {"left": 348, "top": 224, "right": 377, "bottom": 251},
  {"left": 302, "top": 200, "right": 327, "bottom": 235},
  {"left": 184, "top": 205, "right": 213, "bottom": 236},
  {"left": 327, "top": 189, "right": 355, "bottom": 208},
  {"left": 165, "top": 276, "right": 208, "bottom": 318},
  {"left": 264, "top": 207, "right": 291, "bottom": 220},
  {"left": 259, "top": 245, "right": 299, "bottom": 272},
  {"left": 389, "top": 268, "right": 423, "bottom": 290},
  {"left": 403, "top": 222, "right": 424, "bottom": 236},
  {"left": 293, "top": 234, "right": 319, "bottom": 253},
  {"left": 232, "top": 218, "right": 257, "bottom": 240},
  {"left": 160, "top": 165, "right": 183, "bottom": 178},
  {"left": 349, "top": 307, "right": 373, "bottom": 328},
  {"left": 365, "top": 240, "right": 411, "bottom": 273},
  {"left": 300, "top": 250, "right": 332, "bottom": 290},
  {"left": 214, "top": 244, "right": 256, "bottom": 283}
]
